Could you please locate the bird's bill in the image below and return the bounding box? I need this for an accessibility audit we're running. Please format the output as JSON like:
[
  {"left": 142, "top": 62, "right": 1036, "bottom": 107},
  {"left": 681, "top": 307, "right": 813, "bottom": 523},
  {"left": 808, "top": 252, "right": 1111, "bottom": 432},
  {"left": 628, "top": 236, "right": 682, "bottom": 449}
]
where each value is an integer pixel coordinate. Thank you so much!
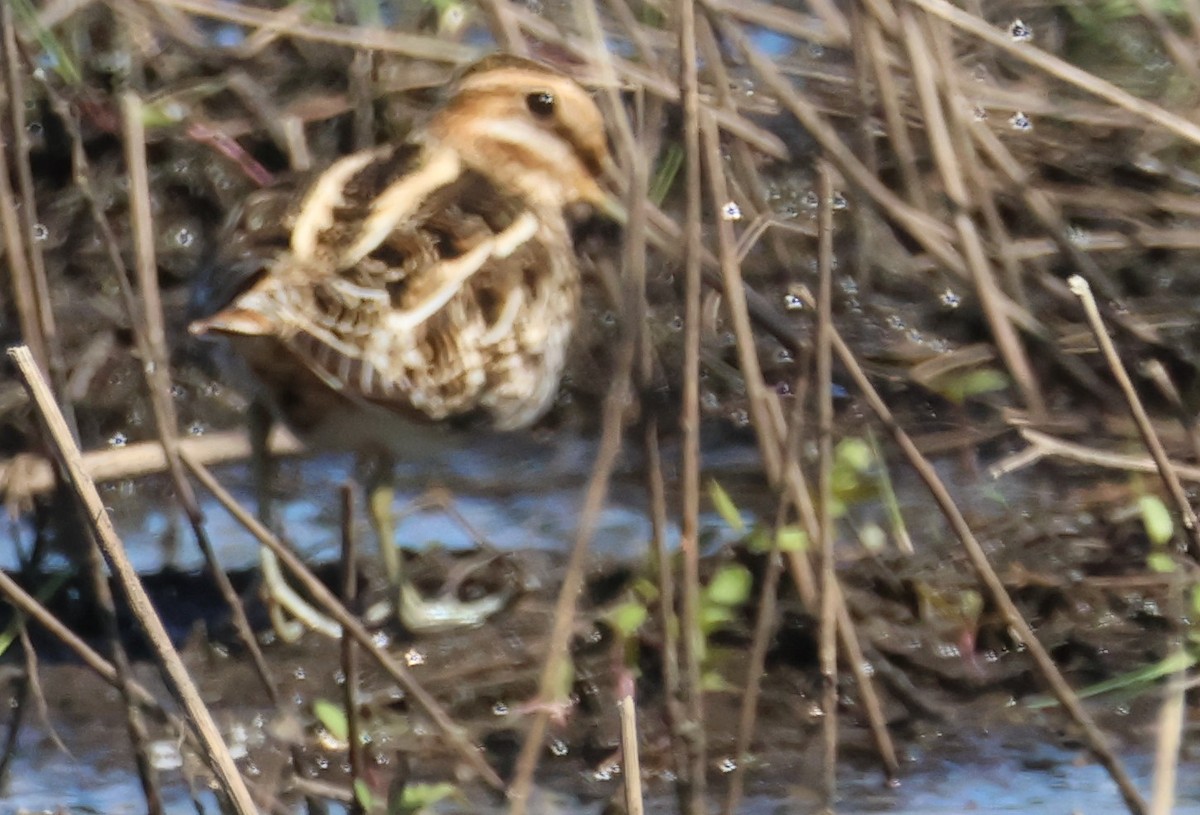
[{"left": 188, "top": 307, "right": 274, "bottom": 338}]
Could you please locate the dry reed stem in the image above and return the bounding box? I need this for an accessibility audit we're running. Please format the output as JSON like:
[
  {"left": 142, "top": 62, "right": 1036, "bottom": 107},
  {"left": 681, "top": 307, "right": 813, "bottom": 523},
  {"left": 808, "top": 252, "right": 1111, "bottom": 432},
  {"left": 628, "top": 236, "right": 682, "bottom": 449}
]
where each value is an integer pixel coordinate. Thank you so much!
[
  {"left": 677, "top": 0, "right": 709, "bottom": 809},
  {"left": 816, "top": 163, "right": 839, "bottom": 805},
  {"left": 1149, "top": 650, "right": 1186, "bottom": 815},
  {"left": 504, "top": 225, "right": 641, "bottom": 815},
  {"left": 706, "top": 0, "right": 845, "bottom": 46},
  {"left": 3, "top": 8, "right": 64, "bottom": 393},
  {"left": 721, "top": 503, "right": 786, "bottom": 815},
  {"left": 862, "top": 10, "right": 928, "bottom": 210},
  {"left": 992, "top": 428, "right": 1200, "bottom": 483},
  {"left": 899, "top": 7, "right": 1045, "bottom": 418},
  {"left": 693, "top": 15, "right": 792, "bottom": 270},
  {"left": 910, "top": 0, "right": 1200, "bottom": 146},
  {"left": 619, "top": 689, "right": 645, "bottom": 815},
  {"left": 698, "top": 95, "right": 897, "bottom": 786},
  {"left": 180, "top": 450, "right": 505, "bottom": 790},
  {"left": 0, "top": 427, "right": 303, "bottom": 499},
  {"left": 0, "top": 568, "right": 166, "bottom": 717},
  {"left": 1140, "top": 360, "right": 1200, "bottom": 465},
  {"left": 818, "top": 330, "right": 1149, "bottom": 814},
  {"left": 338, "top": 483, "right": 366, "bottom": 815},
  {"left": 104, "top": 0, "right": 479, "bottom": 62},
  {"left": 509, "top": 6, "right": 650, "bottom": 809},
  {"left": 0, "top": 5, "right": 49, "bottom": 378},
  {"left": 1068, "top": 276, "right": 1200, "bottom": 561},
  {"left": 922, "top": 15, "right": 1027, "bottom": 307},
  {"left": 477, "top": 0, "right": 528, "bottom": 55},
  {"left": 9, "top": 345, "right": 259, "bottom": 815},
  {"left": 641, "top": 420, "right": 687, "bottom": 785},
  {"left": 705, "top": 6, "right": 968, "bottom": 280},
  {"left": 119, "top": 92, "right": 212, "bottom": 537}
]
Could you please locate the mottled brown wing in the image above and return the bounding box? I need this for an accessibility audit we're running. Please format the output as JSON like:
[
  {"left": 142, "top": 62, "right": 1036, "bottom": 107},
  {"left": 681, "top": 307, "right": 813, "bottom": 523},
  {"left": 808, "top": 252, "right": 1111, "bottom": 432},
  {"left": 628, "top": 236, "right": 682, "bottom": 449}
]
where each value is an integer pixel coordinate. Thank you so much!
[{"left": 274, "top": 162, "right": 570, "bottom": 430}]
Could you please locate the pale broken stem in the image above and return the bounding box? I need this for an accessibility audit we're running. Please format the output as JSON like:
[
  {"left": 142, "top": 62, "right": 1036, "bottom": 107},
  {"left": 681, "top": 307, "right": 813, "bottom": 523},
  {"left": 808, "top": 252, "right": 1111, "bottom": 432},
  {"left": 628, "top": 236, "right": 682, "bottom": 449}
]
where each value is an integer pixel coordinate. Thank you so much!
[
  {"left": 1150, "top": 666, "right": 1187, "bottom": 815},
  {"left": 8, "top": 345, "right": 259, "bottom": 815},
  {"left": 1067, "top": 275, "right": 1200, "bottom": 561},
  {"left": 0, "top": 428, "right": 304, "bottom": 500},
  {"left": 989, "top": 428, "right": 1200, "bottom": 483},
  {"left": 619, "top": 690, "right": 645, "bottom": 815}
]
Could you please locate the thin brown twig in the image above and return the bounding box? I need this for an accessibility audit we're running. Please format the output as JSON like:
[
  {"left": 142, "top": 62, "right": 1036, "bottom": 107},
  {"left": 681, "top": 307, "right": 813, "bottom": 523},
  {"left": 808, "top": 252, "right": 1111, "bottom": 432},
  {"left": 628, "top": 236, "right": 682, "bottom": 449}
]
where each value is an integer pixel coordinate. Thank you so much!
[
  {"left": 676, "top": 0, "right": 708, "bottom": 809},
  {"left": 990, "top": 428, "right": 1200, "bottom": 482},
  {"left": 908, "top": 0, "right": 1200, "bottom": 147},
  {"left": 1068, "top": 275, "right": 1200, "bottom": 561},
  {"left": 820, "top": 329, "right": 1150, "bottom": 814},
  {"left": 339, "top": 483, "right": 366, "bottom": 815},
  {"left": 179, "top": 450, "right": 505, "bottom": 791},
  {"left": 899, "top": 7, "right": 1044, "bottom": 418},
  {"left": 3, "top": 5, "right": 63, "bottom": 401},
  {"left": 815, "top": 162, "right": 839, "bottom": 806},
  {"left": 507, "top": 6, "right": 647, "bottom": 809},
  {"left": 641, "top": 418, "right": 687, "bottom": 791},
  {"left": 9, "top": 345, "right": 258, "bottom": 815},
  {"left": 0, "top": 8, "right": 48, "bottom": 376},
  {"left": 112, "top": 0, "right": 479, "bottom": 63},
  {"left": 720, "top": 503, "right": 786, "bottom": 815}
]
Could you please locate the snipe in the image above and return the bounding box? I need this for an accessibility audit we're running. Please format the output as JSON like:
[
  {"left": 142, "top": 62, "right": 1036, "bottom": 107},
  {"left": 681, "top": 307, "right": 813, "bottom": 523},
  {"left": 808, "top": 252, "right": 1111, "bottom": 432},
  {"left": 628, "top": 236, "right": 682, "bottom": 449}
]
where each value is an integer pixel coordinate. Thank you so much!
[{"left": 190, "top": 54, "right": 621, "bottom": 635}]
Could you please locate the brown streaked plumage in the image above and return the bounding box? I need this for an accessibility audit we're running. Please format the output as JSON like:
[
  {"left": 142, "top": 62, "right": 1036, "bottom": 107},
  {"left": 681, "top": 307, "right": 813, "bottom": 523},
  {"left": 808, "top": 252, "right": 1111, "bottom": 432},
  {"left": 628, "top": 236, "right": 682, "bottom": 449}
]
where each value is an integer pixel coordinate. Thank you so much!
[{"left": 190, "top": 54, "right": 619, "bottom": 635}]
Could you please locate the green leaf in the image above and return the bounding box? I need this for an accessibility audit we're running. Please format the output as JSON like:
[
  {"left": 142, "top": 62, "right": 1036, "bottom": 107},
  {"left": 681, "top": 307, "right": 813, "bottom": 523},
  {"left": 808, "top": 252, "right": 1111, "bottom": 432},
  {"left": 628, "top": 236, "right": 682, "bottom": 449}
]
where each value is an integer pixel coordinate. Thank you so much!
[
  {"left": 396, "top": 782, "right": 457, "bottom": 813},
  {"left": 708, "top": 479, "right": 745, "bottom": 532},
  {"left": 1147, "top": 552, "right": 1176, "bottom": 573},
  {"left": 700, "top": 670, "right": 736, "bottom": 692},
  {"left": 608, "top": 600, "right": 649, "bottom": 637},
  {"left": 1027, "top": 648, "right": 1196, "bottom": 709},
  {"left": 700, "top": 604, "right": 736, "bottom": 632},
  {"left": 312, "top": 698, "right": 348, "bottom": 742},
  {"left": 934, "top": 368, "right": 1010, "bottom": 405},
  {"left": 705, "top": 564, "right": 752, "bottom": 607},
  {"left": 746, "top": 526, "right": 773, "bottom": 554},
  {"left": 649, "top": 144, "right": 684, "bottom": 206},
  {"left": 1138, "top": 494, "right": 1174, "bottom": 547},
  {"left": 632, "top": 577, "right": 660, "bottom": 604},
  {"left": 776, "top": 525, "right": 808, "bottom": 553},
  {"left": 354, "top": 779, "right": 374, "bottom": 810},
  {"left": 835, "top": 437, "right": 873, "bottom": 472}
]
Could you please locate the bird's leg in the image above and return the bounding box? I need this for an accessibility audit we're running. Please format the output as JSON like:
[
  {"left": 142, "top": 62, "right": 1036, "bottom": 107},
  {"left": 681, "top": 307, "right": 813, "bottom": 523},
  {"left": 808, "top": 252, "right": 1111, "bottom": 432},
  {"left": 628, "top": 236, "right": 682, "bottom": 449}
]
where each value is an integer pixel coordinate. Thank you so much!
[
  {"left": 251, "top": 401, "right": 339, "bottom": 640},
  {"left": 361, "top": 456, "right": 516, "bottom": 634}
]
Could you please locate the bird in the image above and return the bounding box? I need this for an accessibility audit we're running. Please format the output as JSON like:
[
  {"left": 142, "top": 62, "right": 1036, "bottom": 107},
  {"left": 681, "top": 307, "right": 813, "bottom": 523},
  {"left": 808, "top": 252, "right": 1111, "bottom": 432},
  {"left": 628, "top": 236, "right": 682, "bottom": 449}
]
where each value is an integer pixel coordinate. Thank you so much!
[{"left": 189, "top": 53, "right": 622, "bottom": 636}]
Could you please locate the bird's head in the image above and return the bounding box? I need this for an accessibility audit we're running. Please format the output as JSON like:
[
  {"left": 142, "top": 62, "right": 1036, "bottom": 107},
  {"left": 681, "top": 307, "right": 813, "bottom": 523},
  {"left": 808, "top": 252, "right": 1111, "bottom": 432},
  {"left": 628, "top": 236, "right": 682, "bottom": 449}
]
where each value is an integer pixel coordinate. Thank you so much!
[{"left": 428, "top": 54, "right": 622, "bottom": 220}]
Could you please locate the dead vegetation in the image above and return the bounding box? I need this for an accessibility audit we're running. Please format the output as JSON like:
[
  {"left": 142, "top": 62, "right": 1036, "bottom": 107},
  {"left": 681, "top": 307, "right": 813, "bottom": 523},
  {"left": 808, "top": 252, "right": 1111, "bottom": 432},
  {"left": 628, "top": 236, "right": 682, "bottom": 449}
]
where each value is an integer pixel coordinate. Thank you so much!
[{"left": 2, "top": 1, "right": 1200, "bottom": 814}]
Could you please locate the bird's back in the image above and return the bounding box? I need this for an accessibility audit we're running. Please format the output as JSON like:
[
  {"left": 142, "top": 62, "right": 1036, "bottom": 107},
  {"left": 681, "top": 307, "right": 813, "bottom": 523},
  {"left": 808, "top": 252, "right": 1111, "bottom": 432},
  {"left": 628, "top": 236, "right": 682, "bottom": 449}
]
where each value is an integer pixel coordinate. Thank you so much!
[{"left": 193, "top": 137, "right": 580, "bottom": 445}]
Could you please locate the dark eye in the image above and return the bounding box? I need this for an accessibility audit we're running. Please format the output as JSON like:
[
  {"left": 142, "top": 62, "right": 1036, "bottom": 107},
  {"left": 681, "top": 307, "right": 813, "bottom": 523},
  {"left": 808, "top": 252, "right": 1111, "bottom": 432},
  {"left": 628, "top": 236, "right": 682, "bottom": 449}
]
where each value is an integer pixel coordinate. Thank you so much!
[{"left": 526, "top": 91, "right": 556, "bottom": 118}]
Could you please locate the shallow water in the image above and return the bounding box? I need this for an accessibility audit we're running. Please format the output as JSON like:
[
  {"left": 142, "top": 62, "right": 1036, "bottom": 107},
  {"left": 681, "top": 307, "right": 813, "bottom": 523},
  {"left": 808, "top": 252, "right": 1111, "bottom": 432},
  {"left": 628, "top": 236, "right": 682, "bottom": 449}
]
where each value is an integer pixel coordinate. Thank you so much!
[{"left": 8, "top": 716, "right": 1199, "bottom": 814}]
